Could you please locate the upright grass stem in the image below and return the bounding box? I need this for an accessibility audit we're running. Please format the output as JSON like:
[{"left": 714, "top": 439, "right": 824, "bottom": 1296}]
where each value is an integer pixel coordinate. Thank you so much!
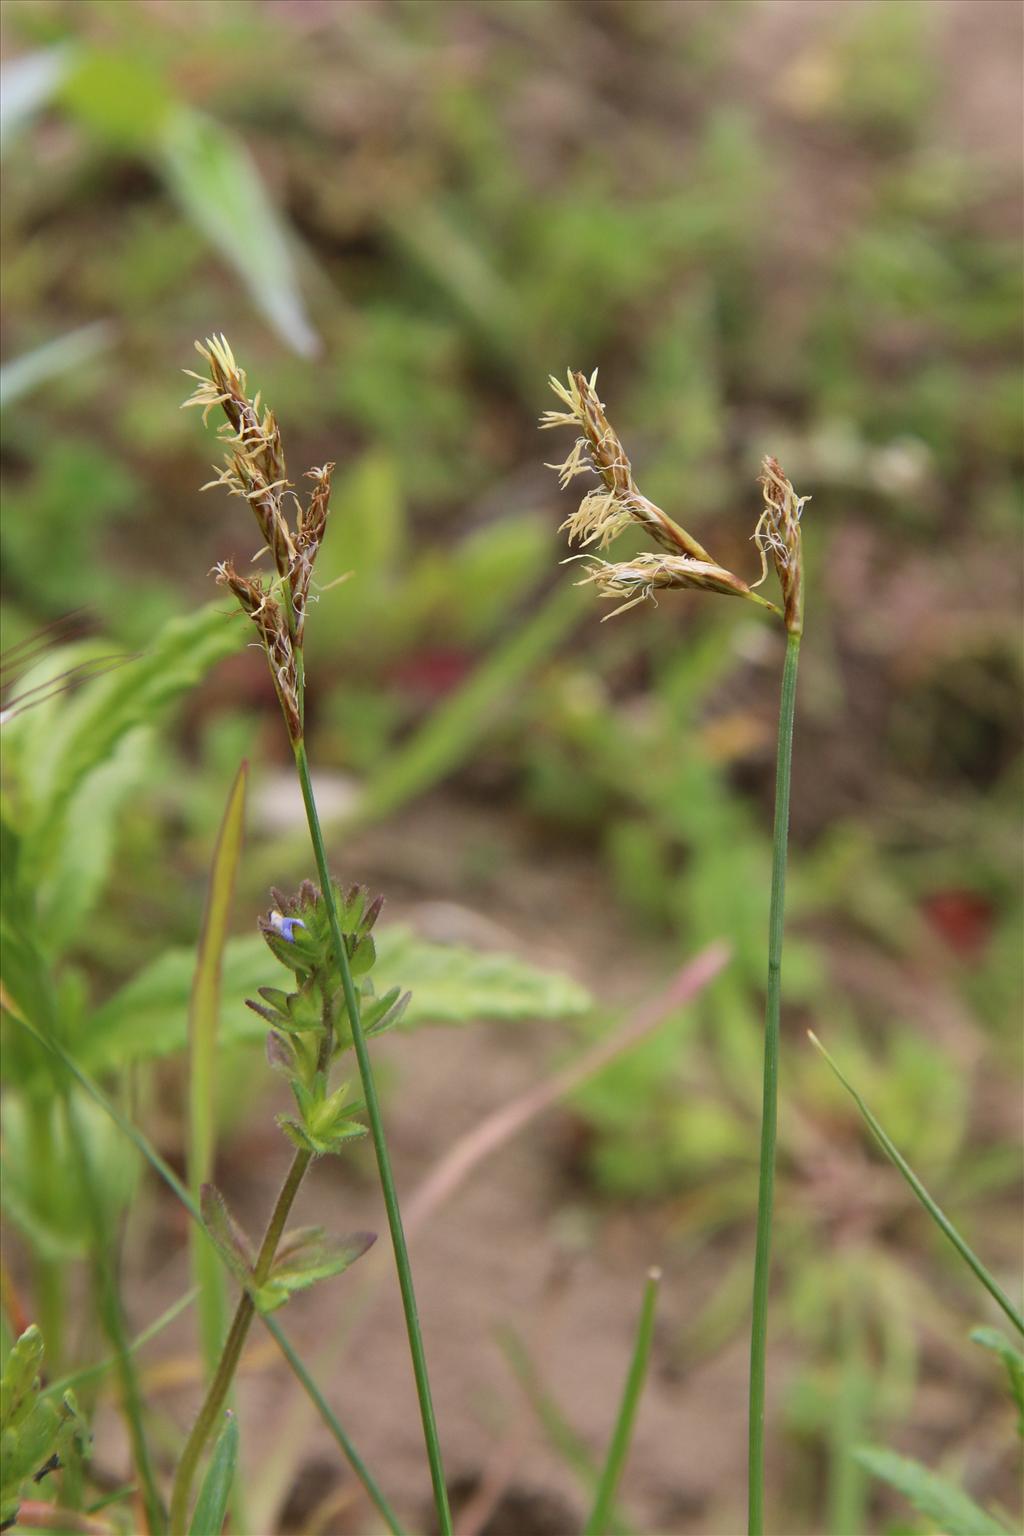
[
  {"left": 747, "top": 629, "right": 801, "bottom": 1536},
  {"left": 292, "top": 738, "right": 453, "bottom": 1536},
  {"left": 585, "top": 1267, "right": 661, "bottom": 1536},
  {"left": 168, "top": 1148, "right": 311, "bottom": 1533}
]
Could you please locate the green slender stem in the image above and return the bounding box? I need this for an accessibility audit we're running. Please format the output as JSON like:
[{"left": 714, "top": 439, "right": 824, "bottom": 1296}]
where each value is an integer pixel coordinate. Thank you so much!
[
  {"left": 809, "top": 1032, "right": 1024, "bottom": 1337},
  {"left": 585, "top": 1267, "right": 661, "bottom": 1536},
  {"left": 748, "top": 629, "right": 800, "bottom": 1536},
  {"left": 169, "top": 1149, "right": 311, "bottom": 1534},
  {"left": 261, "top": 1312, "right": 408, "bottom": 1536},
  {"left": 62, "top": 1090, "right": 166, "bottom": 1536},
  {"left": 26, "top": 1096, "right": 64, "bottom": 1377},
  {"left": 292, "top": 737, "right": 453, "bottom": 1536}
]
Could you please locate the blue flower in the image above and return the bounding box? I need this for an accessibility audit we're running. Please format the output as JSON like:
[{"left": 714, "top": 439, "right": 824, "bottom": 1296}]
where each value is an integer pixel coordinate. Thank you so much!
[{"left": 269, "top": 911, "right": 306, "bottom": 943}]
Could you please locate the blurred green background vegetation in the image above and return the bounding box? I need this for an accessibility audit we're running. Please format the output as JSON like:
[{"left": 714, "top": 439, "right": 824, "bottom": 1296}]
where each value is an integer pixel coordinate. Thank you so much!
[{"left": 1, "top": 2, "right": 1021, "bottom": 1532}]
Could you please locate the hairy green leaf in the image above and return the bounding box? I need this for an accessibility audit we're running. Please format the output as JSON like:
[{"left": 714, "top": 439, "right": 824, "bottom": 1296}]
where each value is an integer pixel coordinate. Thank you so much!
[{"left": 254, "top": 1230, "right": 375, "bottom": 1313}]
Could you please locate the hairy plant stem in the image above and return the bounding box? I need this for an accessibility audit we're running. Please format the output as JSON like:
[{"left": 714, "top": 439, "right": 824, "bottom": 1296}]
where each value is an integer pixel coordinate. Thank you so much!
[
  {"left": 292, "top": 737, "right": 453, "bottom": 1536},
  {"left": 168, "top": 1148, "right": 311, "bottom": 1533},
  {"left": 748, "top": 629, "right": 800, "bottom": 1536}
]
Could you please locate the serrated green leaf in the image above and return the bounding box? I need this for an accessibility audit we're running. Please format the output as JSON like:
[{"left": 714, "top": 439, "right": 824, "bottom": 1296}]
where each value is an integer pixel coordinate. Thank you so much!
[
  {"left": 84, "top": 927, "right": 591, "bottom": 1073},
  {"left": 160, "top": 107, "right": 318, "bottom": 356},
  {"left": 42, "top": 727, "right": 154, "bottom": 956},
  {"left": 373, "top": 927, "right": 592, "bottom": 1025},
  {"left": 188, "top": 1411, "right": 238, "bottom": 1536},
  {"left": 853, "top": 1446, "right": 1010, "bottom": 1534},
  {"left": 12, "top": 605, "right": 241, "bottom": 944},
  {"left": 971, "top": 1328, "right": 1024, "bottom": 1432}
]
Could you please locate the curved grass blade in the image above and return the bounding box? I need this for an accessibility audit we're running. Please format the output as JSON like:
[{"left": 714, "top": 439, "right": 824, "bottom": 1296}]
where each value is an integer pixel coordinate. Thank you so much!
[
  {"left": 45, "top": 1289, "right": 198, "bottom": 1399},
  {"left": 0, "top": 321, "right": 114, "bottom": 407},
  {"left": 188, "top": 1411, "right": 238, "bottom": 1536},
  {"left": 853, "top": 1446, "right": 1010, "bottom": 1535},
  {"left": 189, "top": 761, "right": 249, "bottom": 1379},
  {"left": 585, "top": 1268, "right": 661, "bottom": 1536},
  {"left": 808, "top": 1032, "right": 1023, "bottom": 1337},
  {"left": 160, "top": 108, "right": 319, "bottom": 357},
  {"left": 61, "top": 1091, "right": 166, "bottom": 1535}
]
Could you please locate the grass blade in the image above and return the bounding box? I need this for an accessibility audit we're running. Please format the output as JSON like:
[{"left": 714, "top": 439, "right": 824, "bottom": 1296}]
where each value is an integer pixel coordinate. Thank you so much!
[
  {"left": 188, "top": 761, "right": 248, "bottom": 1379},
  {"left": 45, "top": 1288, "right": 198, "bottom": 1398},
  {"left": 187, "top": 1411, "right": 238, "bottom": 1536},
  {"left": 160, "top": 108, "right": 319, "bottom": 357},
  {"left": 352, "top": 581, "right": 584, "bottom": 828},
  {"left": 0, "top": 322, "right": 114, "bottom": 408},
  {"left": 496, "top": 1326, "right": 630, "bottom": 1536},
  {"left": 808, "top": 1032, "right": 1024, "bottom": 1337},
  {"left": 61, "top": 1091, "right": 166, "bottom": 1535},
  {"left": 853, "top": 1446, "right": 1010, "bottom": 1534},
  {"left": 585, "top": 1268, "right": 661, "bottom": 1536}
]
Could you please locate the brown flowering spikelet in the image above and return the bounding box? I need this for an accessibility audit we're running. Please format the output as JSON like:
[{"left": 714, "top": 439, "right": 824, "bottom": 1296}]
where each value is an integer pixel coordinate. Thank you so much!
[
  {"left": 184, "top": 336, "right": 336, "bottom": 739},
  {"left": 576, "top": 552, "right": 766, "bottom": 620},
  {"left": 754, "top": 456, "right": 806, "bottom": 634},
  {"left": 291, "top": 463, "right": 335, "bottom": 646},
  {"left": 543, "top": 369, "right": 782, "bottom": 621},
  {"left": 213, "top": 560, "right": 302, "bottom": 740}
]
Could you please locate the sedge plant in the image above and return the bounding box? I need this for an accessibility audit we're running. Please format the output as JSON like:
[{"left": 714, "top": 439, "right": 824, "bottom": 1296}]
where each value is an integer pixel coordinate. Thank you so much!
[
  {"left": 542, "top": 369, "right": 807, "bottom": 1535},
  {"left": 172, "top": 338, "right": 451, "bottom": 1535}
]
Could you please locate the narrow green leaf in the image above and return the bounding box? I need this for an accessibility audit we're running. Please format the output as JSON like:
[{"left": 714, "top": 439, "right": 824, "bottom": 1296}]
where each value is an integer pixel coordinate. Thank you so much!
[
  {"left": 971, "top": 1328, "right": 1024, "bottom": 1432},
  {"left": 853, "top": 1446, "right": 1010, "bottom": 1534},
  {"left": 353, "top": 581, "right": 585, "bottom": 827},
  {"left": 808, "top": 1032, "right": 1024, "bottom": 1337},
  {"left": 188, "top": 1411, "right": 238, "bottom": 1536},
  {"left": 46, "top": 1289, "right": 198, "bottom": 1400},
  {"left": 585, "top": 1269, "right": 660, "bottom": 1536},
  {"left": 160, "top": 107, "right": 319, "bottom": 356},
  {"left": 496, "top": 1326, "right": 630, "bottom": 1536},
  {"left": 189, "top": 762, "right": 249, "bottom": 1378},
  {"left": 0, "top": 321, "right": 115, "bottom": 407}
]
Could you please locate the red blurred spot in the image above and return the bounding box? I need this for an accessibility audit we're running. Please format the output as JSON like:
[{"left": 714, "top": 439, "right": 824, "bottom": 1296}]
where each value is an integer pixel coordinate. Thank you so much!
[
  {"left": 390, "top": 648, "right": 473, "bottom": 698},
  {"left": 920, "top": 888, "right": 994, "bottom": 959}
]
